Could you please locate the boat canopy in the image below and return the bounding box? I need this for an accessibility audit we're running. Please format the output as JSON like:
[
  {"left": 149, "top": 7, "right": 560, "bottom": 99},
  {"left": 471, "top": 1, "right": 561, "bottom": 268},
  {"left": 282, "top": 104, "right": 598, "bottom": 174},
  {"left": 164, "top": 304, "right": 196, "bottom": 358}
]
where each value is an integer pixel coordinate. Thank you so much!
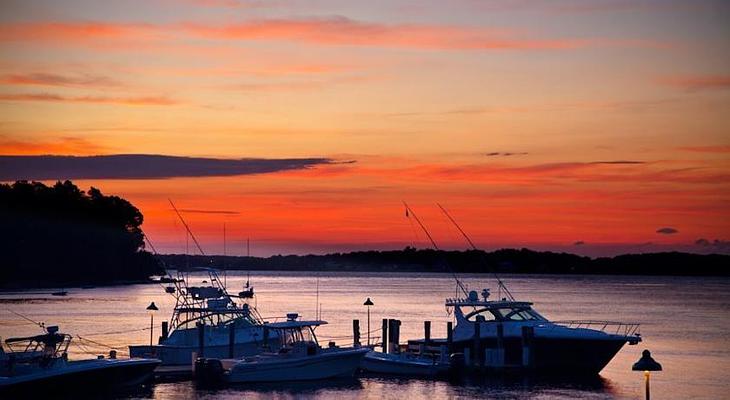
[{"left": 265, "top": 320, "right": 327, "bottom": 330}]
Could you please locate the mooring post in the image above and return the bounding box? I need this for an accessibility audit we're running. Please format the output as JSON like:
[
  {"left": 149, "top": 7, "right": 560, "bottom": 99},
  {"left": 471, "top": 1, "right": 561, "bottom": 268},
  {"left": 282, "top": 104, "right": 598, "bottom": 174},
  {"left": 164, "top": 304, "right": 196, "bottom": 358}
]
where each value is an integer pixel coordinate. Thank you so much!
[
  {"left": 197, "top": 322, "right": 205, "bottom": 357},
  {"left": 389, "top": 319, "right": 401, "bottom": 354},
  {"left": 353, "top": 319, "right": 361, "bottom": 348},
  {"left": 522, "top": 326, "right": 534, "bottom": 368},
  {"left": 496, "top": 323, "right": 505, "bottom": 367},
  {"left": 382, "top": 318, "right": 388, "bottom": 354},
  {"left": 424, "top": 320, "right": 431, "bottom": 348},
  {"left": 161, "top": 321, "right": 169, "bottom": 342},
  {"left": 263, "top": 325, "right": 269, "bottom": 350},
  {"left": 447, "top": 321, "right": 453, "bottom": 354},
  {"left": 474, "top": 320, "right": 482, "bottom": 367},
  {"left": 228, "top": 323, "right": 235, "bottom": 358}
]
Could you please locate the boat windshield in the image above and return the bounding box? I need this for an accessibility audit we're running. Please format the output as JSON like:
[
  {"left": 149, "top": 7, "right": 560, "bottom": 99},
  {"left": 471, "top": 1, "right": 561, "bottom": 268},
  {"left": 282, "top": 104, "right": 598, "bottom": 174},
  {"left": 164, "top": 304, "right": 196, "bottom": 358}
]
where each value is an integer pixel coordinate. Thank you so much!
[
  {"left": 466, "top": 306, "right": 545, "bottom": 322},
  {"left": 278, "top": 326, "right": 318, "bottom": 347}
]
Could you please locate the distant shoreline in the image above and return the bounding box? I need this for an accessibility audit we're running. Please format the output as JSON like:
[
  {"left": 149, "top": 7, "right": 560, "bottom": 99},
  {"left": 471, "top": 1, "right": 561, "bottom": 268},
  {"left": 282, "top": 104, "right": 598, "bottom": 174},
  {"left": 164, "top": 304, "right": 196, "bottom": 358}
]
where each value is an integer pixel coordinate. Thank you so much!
[
  {"left": 159, "top": 248, "right": 730, "bottom": 278},
  {"left": 2, "top": 248, "right": 727, "bottom": 290}
]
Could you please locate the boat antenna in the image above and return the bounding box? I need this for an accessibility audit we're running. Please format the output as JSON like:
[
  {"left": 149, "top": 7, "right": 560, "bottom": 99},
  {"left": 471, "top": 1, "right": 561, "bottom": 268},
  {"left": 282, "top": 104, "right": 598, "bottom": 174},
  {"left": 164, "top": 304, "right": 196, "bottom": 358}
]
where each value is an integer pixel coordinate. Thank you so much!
[
  {"left": 437, "top": 203, "right": 515, "bottom": 301},
  {"left": 169, "top": 199, "right": 207, "bottom": 256},
  {"left": 403, "top": 201, "right": 469, "bottom": 298}
]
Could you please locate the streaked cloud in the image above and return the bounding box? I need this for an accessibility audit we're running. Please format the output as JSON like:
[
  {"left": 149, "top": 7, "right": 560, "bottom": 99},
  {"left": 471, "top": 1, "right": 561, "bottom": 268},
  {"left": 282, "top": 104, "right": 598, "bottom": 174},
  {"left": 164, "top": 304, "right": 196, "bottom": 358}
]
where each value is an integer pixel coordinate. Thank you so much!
[
  {"left": 0, "top": 154, "right": 333, "bottom": 180},
  {"left": 0, "top": 136, "right": 110, "bottom": 155},
  {"left": 178, "top": 208, "right": 240, "bottom": 215},
  {"left": 678, "top": 145, "right": 730, "bottom": 153},
  {"left": 0, "top": 93, "right": 177, "bottom": 106},
  {"left": 0, "top": 17, "right": 654, "bottom": 52},
  {"left": 657, "top": 75, "right": 730, "bottom": 91},
  {"left": 1, "top": 73, "right": 121, "bottom": 88},
  {"left": 485, "top": 152, "right": 529, "bottom": 157},
  {"left": 656, "top": 227, "right": 679, "bottom": 235}
]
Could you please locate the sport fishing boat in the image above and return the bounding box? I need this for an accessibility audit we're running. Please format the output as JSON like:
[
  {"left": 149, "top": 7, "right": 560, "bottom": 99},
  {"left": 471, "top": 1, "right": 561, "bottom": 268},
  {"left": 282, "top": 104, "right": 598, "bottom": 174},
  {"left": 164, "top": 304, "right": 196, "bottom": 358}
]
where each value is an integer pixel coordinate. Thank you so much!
[
  {"left": 403, "top": 203, "right": 642, "bottom": 375},
  {"left": 129, "top": 201, "right": 276, "bottom": 366},
  {"left": 128, "top": 266, "right": 275, "bottom": 366},
  {"left": 0, "top": 325, "right": 159, "bottom": 396},
  {"left": 195, "top": 313, "right": 368, "bottom": 383},
  {"left": 408, "top": 287, "right": 641, "bottom": 374}
]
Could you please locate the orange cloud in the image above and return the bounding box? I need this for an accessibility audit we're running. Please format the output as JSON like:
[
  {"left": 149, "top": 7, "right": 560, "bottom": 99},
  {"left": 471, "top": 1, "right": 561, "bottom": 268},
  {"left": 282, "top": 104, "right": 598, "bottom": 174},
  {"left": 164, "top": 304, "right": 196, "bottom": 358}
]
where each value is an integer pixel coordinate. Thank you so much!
[
  {"left": 0, "top": 136, "right": 109, "bottom": 155},
  {"left": 657, "top": 74, "right": 730, "bottom": 91},
  {"left": 181, "top": 17, "right": 590, "bottom": 50},
  {"left": 0, "top": 18, "right": 628, "bottom": 51},
  {"left": 678, "top": 145, "right": 730, "bottom": 153},
  {"left": 0, "top": 93, "right": 178, "bottom": 106},
  {"left": 1, "top": 73, "right": 121, "bottom": 88}
]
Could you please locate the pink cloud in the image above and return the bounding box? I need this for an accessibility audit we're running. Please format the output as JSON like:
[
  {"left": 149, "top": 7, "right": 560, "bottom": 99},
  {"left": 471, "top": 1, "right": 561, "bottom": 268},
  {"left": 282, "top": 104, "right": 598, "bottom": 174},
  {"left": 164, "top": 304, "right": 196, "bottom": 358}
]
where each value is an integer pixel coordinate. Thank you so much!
[
  {"left": 0, "top": 17, "right": 656, "bottom": 52},
  {"left": 657, "top": 75, "right": 730, "bottom": 91},
  {"left": 0, "top": 93, "right": 178, "bottom": 106}
]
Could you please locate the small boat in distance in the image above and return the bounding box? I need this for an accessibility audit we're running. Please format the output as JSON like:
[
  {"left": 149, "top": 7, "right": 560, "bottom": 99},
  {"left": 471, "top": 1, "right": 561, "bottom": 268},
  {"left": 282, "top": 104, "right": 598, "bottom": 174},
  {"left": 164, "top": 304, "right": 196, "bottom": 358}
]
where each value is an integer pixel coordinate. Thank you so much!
[
  {"left": 0, "top": 325, "right": 159, "bottom": 396},
  {"left": 195, "top": 313, "right": 368, "bottom": 384}
]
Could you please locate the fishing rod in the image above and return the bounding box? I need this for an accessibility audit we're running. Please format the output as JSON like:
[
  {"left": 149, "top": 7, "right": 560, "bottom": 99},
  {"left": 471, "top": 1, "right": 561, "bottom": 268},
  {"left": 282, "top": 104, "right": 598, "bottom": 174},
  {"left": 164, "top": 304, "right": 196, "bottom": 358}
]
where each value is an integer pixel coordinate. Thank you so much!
[
  {"left": 7, "top": 309, "right": 45, "bottom": 331},
  {"left": 169, "top": 199, "right": 207, "bottom": 256},
  {"left": 403, "top": 201, "right": 469, "bottom": 298},
  {"left": 437, "top": 203, "right": 515, "bottom": 301}
]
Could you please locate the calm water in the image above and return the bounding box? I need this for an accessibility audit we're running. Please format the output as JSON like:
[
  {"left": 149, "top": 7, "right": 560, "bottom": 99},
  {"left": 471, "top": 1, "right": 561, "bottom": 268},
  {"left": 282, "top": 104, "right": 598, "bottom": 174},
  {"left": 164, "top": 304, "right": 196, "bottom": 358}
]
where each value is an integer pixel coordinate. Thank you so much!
[{"left": 1, "top": 272, "right": 728, "bottom": 399}]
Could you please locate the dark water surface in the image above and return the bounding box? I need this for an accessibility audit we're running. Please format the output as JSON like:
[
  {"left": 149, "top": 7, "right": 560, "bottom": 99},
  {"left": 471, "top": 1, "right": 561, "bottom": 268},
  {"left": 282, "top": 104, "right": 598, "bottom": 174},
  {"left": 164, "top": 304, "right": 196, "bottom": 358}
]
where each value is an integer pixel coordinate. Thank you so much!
[{"left": 2, "top": 272, "right": 728, "bottom": 399}]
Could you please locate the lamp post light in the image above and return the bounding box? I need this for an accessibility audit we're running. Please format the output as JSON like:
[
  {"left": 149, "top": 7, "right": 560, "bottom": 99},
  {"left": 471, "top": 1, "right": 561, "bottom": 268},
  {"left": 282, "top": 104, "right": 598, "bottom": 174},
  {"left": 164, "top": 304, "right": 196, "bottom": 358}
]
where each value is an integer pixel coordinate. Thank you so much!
[
  {"left": 363, "top": 298, "right": 374, "bottom": 346},
  {"left": 632, "top": 349, "right": 662, "bottom": 400},
  {"left": 146, "top": 302, "right": 159, "bottom": 349}
]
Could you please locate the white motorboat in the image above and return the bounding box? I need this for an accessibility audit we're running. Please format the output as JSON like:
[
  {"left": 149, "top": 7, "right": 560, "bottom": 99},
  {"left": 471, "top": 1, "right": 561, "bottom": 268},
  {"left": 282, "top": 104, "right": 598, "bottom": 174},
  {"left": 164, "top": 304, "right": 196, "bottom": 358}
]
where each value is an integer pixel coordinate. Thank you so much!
[
  {"left": 361, "top": 350, "right": 450, "bottom": 377},
  {"left": 130, "top": 203, "right": 277, "bottom": 366},
  {"left": 129, "top": 268, "right": 275, "bottom": 366},
  {"left": 408, "top": 288, "right": 641, "bottom": 374},
  {"left": 402, "top": 203, "right": 642, "bottom": 374},
  {"left": 195, "top": 313, "right": 369, "bottom": 383},
  {"left": 0, "top": 326, "right": 159, "bottom": 397}
]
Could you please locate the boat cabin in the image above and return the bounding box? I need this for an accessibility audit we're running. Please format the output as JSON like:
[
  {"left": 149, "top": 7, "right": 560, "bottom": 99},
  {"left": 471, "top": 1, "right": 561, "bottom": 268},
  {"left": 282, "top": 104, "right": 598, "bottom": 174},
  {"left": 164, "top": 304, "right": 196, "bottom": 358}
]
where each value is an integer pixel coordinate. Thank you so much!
[
  {"left": 263, "top": 313, "right": 327, "bottom": 356},
  {"left": 1, "top": 326, "right": 71, "bottom": 371},
  {"left": 447, "top": 289, "right": 547, "bottom": 325}
]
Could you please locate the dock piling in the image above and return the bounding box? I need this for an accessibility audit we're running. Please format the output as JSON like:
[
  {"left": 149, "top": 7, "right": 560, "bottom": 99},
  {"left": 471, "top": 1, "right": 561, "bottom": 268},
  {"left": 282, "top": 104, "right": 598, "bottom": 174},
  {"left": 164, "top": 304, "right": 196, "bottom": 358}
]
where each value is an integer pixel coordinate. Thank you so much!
[
  {"left": 197, "top": 322, "right": 205, "bottom": 357},
  {"left": 353, "top": 319, "right": 361, "bottom": 348},
  {"left": 382, "top": 318, "right": 388, "bottom": 353},
  {"left": 447, "top": 321, "right": 453, "bottom": 354},
  {"left": 473, "top": 319, "right": 482, "bottom": 366},
  {"left": 263, "top": 325, "right": 269, "bottom": 350},
  {"left": 228, "top": 323, "right": 235, "bottom": 358},
  {"left": 521, "top": 326, "right": 535, "bottom": 368},
  {"left": 424, "top": 320, "right": 431, "bottom": 347},
  {"left": 161, "top": 321, "right": 168, "bottom": 342}
]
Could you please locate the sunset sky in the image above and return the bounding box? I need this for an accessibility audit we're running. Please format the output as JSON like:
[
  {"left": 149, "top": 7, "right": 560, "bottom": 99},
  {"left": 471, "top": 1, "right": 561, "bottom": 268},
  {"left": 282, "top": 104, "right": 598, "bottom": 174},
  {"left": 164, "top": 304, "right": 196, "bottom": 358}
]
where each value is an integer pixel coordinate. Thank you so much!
[{"left": 1, "top": 0, "right": 728, "bottom": 256}]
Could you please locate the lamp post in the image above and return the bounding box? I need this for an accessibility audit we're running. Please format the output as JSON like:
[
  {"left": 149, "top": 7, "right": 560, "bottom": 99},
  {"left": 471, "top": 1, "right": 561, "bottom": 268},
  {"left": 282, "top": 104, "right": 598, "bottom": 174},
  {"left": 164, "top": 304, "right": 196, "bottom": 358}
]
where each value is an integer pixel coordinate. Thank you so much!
[
  {"left": 632, "top": 349, "right": 662, "bottom": 400},
  {"left": 363, "top": 298, "right": 374, "bottom": 346},
  {"left": 146, "top": 302, "right": 159, "bottom": 349}
]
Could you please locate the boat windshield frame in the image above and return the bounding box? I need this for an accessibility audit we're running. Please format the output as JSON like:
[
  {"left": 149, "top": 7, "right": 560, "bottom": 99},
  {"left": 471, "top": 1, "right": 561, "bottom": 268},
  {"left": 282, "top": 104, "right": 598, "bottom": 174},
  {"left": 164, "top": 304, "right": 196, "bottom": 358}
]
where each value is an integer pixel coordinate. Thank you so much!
[
  {"left": 463, "top": 304, "right": 547, "bottom": 323},
  {"left": 3, "top": 332, "right": 72, "bottom": 360}
]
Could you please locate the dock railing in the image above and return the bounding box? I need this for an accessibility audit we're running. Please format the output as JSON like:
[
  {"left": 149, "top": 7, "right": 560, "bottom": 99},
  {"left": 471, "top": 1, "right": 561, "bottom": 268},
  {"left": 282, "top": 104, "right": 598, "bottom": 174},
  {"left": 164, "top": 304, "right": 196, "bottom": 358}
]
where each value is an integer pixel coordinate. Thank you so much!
[{"left": 551, "top": 320, "right": 641, "bottom": 337}]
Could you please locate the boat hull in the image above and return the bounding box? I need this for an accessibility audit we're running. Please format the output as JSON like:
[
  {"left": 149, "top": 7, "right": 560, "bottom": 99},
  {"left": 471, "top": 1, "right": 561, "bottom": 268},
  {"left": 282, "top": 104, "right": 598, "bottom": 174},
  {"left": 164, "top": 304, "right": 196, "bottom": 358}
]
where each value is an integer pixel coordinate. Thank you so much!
[
  {"left": 130, "top": 341, "right": 274, "bottom": 366},
  {"left": 0, "top": 359, "right": 160, "bottom": 397},
  {"left": 448, "top": 336, "right": 628, "bottom": 374},
  {"left": 225, "top": 349, "right": 369, "bottom": 383},
  {"left": 361, "top": 352, "right": 449, "bottom": 377}
]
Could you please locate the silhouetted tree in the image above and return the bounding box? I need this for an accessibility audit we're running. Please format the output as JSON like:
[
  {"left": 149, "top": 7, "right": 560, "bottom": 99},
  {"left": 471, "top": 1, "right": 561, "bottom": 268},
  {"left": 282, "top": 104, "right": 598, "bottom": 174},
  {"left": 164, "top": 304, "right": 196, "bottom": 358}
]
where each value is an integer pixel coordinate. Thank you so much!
[{"left": 0, "top": 180, "right": 163, "bottom": 287}]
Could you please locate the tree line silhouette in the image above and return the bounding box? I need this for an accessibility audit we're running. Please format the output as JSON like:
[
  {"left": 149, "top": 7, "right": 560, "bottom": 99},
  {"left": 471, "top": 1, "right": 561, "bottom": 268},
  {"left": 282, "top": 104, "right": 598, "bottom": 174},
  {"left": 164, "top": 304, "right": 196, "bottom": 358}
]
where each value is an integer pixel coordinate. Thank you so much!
[
  {"left": 0, "top": 180, "right": 163, "bottom": 288},
  {"left": 162, "top": 247, "right": 729, "bottom": 276}
]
